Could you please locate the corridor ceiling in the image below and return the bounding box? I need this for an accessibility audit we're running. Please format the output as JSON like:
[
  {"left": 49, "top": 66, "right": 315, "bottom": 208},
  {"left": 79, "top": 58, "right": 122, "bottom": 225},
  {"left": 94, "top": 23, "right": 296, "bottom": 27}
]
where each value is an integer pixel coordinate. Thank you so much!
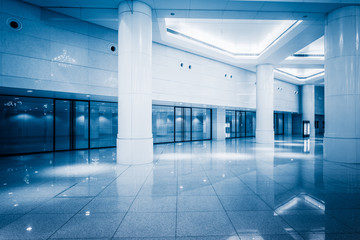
[{"left": 20, "top": 0, "right": 360, "bottom": 85}]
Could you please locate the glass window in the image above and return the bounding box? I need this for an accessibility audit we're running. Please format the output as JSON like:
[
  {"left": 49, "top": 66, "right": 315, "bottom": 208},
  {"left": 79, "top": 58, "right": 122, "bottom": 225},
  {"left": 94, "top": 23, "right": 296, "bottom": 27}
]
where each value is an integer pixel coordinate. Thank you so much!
[
  {"left": 274, "top": 113, "right": 284, "bottom": 135},
  {"left": 73, "top": 101, "right": 89, "bottom": 149},
  {"left": 245, "top": 111, "right": 256, "bottom": 137},
  {"left": 55, "top": 100, "right": 71, "bottom": 151},
  {"left": 192, "top": 108, "right": 211, "bottom": 141},
  {"left": 152, "top": 105, "right": 174, "bottom": 143},
  {"left": 226, "top": 111, "right": 236, "bottom": 138},
  {"left": 90, "top": 102, "right": 117, "bottom": 148},
  {"left": 0, "top": 96, "right": 54, "bottom": 155},
  {"left": 175, "top": 107, "right": 191, "bottom": 142}
]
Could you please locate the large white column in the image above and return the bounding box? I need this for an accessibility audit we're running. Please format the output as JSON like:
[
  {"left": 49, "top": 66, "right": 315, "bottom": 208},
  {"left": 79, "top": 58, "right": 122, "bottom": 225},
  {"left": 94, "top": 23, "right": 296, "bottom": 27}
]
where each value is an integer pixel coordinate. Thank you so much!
[
  {"left": 256, "top": 64, "right": 274, "bottom": 144},
  {"left": 117, "top": 1, "right": 153, "bottom": 164},
  {"left": 302, "top": 85, "right": 315, "bottom": 138},
  {"left": 212, "top": 108, "right": 226, "bottom": 141},
  {"left": 324, "top": 6, "right": 360, "bottom": 163}
]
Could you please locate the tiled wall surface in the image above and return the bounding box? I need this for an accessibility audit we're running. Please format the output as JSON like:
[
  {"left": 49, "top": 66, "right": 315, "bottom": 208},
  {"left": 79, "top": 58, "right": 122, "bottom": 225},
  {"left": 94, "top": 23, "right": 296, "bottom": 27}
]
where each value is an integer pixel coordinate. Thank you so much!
[
  {"left": 0, "top": 0, "right": 299, "bottom": 113},
  {"left": 0, "top": 0, "right": 118, "bottom": 97}
]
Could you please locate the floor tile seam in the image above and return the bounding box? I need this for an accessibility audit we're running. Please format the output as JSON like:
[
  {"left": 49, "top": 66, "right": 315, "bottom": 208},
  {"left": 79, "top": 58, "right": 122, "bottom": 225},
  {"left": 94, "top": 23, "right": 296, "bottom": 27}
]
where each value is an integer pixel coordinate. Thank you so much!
[
  {"left": 1, "top": 195, "right": 60, "bottom": 229},
  {"left": 110, "top": 164, "right": 157, "bottom": 239},
  {"left": 46, "top": 165, "right": 132, "bottom": 240},
  {"left": 324, "top": 175, "right": 360, "bottom": 189},
  {"left": 198, "top": 163, "right": 241, "bottom": 239},
  {"left": 230, "top": 163, "right": 307, "bottom": 239},
  {"left": 234, "top": 172, "right": 279, "bottom": 212},
  {"left": 323, "top": 210, "right": 360, "bottom": 232},
  {"left": 0, "top": 214, "right": 24, "bottom": 231},
  {"left": 275, "top": 212, "right": 318, "bottom": 238}
]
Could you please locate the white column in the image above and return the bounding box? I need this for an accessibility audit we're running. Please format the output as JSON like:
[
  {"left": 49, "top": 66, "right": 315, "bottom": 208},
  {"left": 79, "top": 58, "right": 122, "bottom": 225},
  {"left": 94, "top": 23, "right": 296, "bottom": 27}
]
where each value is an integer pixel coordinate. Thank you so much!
[
  {"left": 212, "top": 108, "right": 226, "bottom": 141},
  {"left": 324, "top": 6, "right": 360, "bottom": 163},
  {"left": 117, "top": 1, "right": 153, "bottom": 164},
  {"left": 302, "top": 85, "right": 315, "bottom": 138},
  {"left": 256, "top": 64, "right": 274, "bottom": 144}
]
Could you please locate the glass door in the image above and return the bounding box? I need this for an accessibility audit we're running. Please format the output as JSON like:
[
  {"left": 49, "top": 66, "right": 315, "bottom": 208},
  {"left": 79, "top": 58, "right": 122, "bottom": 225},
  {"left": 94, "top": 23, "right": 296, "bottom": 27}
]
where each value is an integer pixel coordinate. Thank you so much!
[
  {"left": 175, "top": 107, "right": 191, "bottom": 142},
  {"left": 73, "top": 101, "right": 89, "bottom": 149},
  {"left": 55, "top": 100, "right": 71, "bottom": 151}
]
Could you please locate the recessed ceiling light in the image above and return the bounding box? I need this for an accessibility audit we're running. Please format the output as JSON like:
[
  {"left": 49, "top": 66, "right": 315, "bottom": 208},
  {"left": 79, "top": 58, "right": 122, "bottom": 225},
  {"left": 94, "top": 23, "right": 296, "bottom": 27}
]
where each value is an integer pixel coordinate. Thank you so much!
[{"left": 27, "top": 90, "right": 33, "bottom": 93}]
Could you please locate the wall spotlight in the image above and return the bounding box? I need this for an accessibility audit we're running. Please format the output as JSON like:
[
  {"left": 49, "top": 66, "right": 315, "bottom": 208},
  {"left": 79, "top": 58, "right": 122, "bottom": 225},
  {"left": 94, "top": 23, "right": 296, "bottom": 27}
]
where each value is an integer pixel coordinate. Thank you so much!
[
  {"left": 188, "top": 65, "right": 191, "bottom": 69},
  {"left": 108, "top": 43, "right": 117, "bottom": 53},
  {"left": 7, "top": 18, "right": 22, "bottom": 31},
  {"left": 225, "top": 74, "right": 227, "bottom": 77},
  {"left": 180, "top": 63, "right": 183, "bottom": 67}
]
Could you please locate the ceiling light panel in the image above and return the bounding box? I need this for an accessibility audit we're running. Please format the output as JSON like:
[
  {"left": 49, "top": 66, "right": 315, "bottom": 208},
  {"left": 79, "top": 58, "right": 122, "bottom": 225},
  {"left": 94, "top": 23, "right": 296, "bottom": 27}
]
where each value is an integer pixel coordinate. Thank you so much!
[
  {"left": 165, "top": 18, "right": 297, "bottom": 55},
  {"left": 276, "top": 68, "right": 324, "bottom": 79},
  {"left": 295, "top": 36, "right": 324, "bottom": 56}
]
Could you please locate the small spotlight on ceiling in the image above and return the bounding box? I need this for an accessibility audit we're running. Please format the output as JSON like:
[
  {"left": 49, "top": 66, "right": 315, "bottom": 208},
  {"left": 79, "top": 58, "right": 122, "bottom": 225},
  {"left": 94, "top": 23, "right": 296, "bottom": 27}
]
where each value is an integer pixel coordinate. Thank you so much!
[{"left": 27, "top": 90, "right": 33, "bottom": 93}]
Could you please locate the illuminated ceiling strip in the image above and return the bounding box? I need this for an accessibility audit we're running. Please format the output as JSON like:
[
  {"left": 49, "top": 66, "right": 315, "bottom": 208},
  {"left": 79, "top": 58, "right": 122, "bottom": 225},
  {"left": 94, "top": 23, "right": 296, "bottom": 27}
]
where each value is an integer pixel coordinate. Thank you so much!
[
  {"left": 293, "top": 53, "right": 324, "bottom": 57},
  {"left": 166, "top": 28, "right": 257, "bottom": 56},
  {"left": 260, "top": 20, "right": 302, "bottom": 55},
  {"left": 166, "top": 20, "right": 301, "bottom": 56},
  {"left": 275, "top": 68, "right": 324, "bottom": 80}
]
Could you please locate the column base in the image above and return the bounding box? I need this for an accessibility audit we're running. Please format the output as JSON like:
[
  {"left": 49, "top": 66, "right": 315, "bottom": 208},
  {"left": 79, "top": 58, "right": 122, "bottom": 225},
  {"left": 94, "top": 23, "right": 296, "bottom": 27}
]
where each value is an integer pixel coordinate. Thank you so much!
[
  {"left": 324, "top": 137, "right": 360, "bottom": 163},
  {"left": 256, "top": 130, "right": 274, "bottom": 144},
  {"left": 116, "top": 138, "right": 153, "bottom": 165}
]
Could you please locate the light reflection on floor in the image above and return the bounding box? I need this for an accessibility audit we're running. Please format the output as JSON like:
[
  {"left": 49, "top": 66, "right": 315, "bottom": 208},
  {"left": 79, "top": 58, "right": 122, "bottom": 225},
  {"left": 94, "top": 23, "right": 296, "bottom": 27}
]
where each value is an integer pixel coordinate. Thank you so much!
[{"left": 0, "top": 136, "right": 359, "bottom": 239}]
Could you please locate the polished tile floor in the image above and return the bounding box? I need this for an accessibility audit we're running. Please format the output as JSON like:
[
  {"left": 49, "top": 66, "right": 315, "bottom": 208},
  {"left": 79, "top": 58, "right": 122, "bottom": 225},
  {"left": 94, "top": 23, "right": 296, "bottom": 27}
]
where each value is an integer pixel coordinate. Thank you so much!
[{"left": 0, "top": 137, "right": 360, "bottom": 239}]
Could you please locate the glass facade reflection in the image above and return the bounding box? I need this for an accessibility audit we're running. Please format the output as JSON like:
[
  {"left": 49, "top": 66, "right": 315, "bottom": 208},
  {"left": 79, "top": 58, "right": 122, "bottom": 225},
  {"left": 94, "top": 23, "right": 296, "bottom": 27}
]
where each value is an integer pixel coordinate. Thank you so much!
[
  {"left": 90, "top": 102, "right": 117, "bottom": 148},
  {"left": 0, "top": 96, "right": 54, "bottom": 155},
  {"left": 152, "top": 105, "right": 174, "bottom": 143},
  {"left": 274, "top": 112, "right": 284, "bottom": 135},
  {"left": 192, "top": 108, "right": 211, "bottom": 141},
  {"left": 175, "top": 107, "right": 191, "bottom": 142},
  {"left": 0, "top": 95, "right": 117, "bottom": 156},
  {"left": 55, "top": 100, "right": 71, "bottom": 151},
  {"left": 226, "top": 110, "right": 256, "bottom": 138},
  {"left": 153, "top": 105, "right": 212, "bottom": 143},
  {"left": 73, "top": 101, "right": 89, "bottom": 149}
]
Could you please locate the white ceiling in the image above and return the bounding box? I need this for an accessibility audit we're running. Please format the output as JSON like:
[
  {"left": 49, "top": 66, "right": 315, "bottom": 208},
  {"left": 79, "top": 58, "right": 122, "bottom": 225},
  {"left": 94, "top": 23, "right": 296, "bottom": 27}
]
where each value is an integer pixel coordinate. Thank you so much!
[
  {"left": 165, "top": 18, "right": 297, "bottom": 55},
  {"left": 20, "top": 0, "right": 359, "bottom": 85}
]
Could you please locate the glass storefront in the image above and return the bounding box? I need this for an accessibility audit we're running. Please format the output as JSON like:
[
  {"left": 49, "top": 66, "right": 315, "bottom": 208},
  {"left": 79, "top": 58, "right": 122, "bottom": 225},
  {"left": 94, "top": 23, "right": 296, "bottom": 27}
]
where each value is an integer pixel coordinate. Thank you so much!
[
  {"left": 152, "top": 105, "right": 174, "bottom": 143},
  {"left": 0, "top": 96, "right": 54, "bottom": 155},
  {"left": 90, "top": 102, "right": 117, "bottom": 148},
  {"left": 226, "top": 110, "right": 256, "bottom": 138},
  {"left": 0, "top": 95, "right": 117, "bottom": 156},
  {"left": 274, "top": 112, "right": 284, "bottom": 135},
  {"left": 153, "top": 105, "right": 212, "bottom": 144},
  {"left": 192, "top": 108, "right": 211, "bottom": 141},
  {"left": 55, "top": 100, "right": 71, "bottom": 151}
]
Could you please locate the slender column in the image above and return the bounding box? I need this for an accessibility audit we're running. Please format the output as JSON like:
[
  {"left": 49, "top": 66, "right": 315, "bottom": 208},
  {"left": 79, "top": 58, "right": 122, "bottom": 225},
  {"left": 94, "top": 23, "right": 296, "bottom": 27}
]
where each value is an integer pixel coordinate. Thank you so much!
[
  {"left": 256, "top": 64, "right": 274, "bottom": 144},
  {"left": 302, "top": 85, "right": 315, "bottom": 138},
  {"left": 212, "top": 108, "right": 226, "bottom": 140},
  {"left": 324, "top": 6, "right": 360, "bottom": 163},
  {"left": 117, "top": 1, "right": 153, "bottom": 164}
]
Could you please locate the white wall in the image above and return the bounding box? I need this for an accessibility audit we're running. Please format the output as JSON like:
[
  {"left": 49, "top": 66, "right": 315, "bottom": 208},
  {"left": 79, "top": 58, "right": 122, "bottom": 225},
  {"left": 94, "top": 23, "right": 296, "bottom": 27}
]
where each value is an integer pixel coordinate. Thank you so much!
[
  {"left": 0, "top": 0, "right": 299, "bottom": 113},
  {"left": 152, "top": 43, "right": 299, "bottom": 112},
  {"left": 0, "top": 0, "right": 118, "bottom": 98}
]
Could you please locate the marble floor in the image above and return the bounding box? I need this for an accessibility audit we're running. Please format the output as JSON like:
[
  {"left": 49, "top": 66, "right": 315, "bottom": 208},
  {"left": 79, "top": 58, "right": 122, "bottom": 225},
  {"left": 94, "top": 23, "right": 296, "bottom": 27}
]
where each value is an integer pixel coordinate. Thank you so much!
[{"left": 0, "top": 137, "right": 360, "bottom": 239}]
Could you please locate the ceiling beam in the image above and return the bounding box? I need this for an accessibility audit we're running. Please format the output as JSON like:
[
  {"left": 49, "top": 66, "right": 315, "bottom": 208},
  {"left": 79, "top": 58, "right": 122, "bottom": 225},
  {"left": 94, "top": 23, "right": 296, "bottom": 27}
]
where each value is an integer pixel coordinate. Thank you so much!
[{"left": 257, "top": 20, "right": 324, "bottom": 65}]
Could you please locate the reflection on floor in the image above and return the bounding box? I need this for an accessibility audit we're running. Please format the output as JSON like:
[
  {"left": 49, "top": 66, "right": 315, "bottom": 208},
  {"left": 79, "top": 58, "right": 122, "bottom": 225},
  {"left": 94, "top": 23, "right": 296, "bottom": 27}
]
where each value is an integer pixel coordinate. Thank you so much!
[{"left": 0, "top": 137, "right": 360, "bottom": 239}]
